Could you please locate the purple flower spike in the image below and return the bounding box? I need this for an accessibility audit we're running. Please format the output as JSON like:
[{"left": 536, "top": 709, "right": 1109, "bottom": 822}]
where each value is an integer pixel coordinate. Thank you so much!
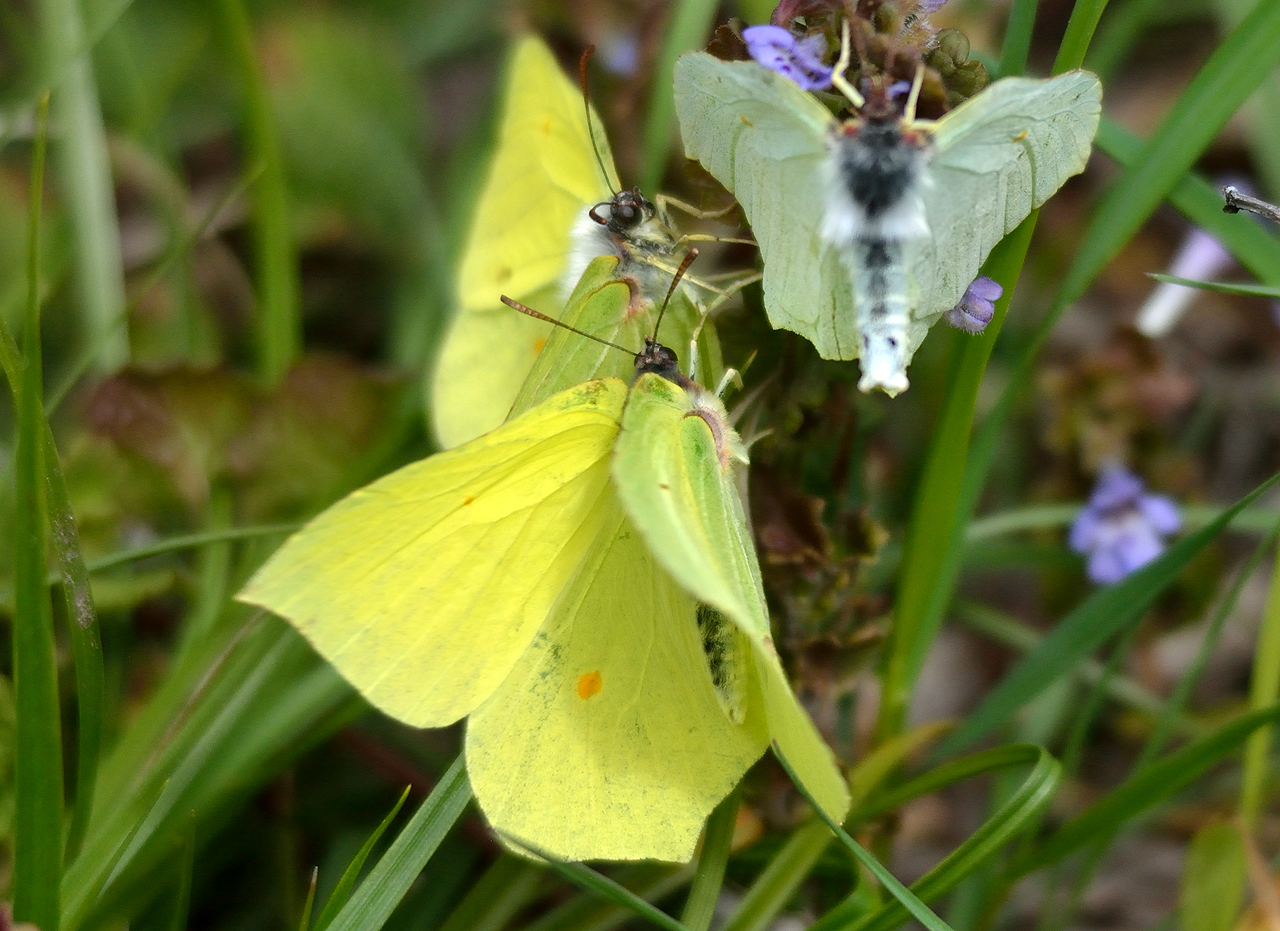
[
  {"left": 1068, "top": 466, "right": 1182, "bottom": 585},
  {"left": 916, "top": 0, "right": 952, "bottom": 13},
  {"left": 743, "top": 25, "right": 833, "bottom": 91},
  {"left": 945, "top": 276, "right": 1003, "bottom": 334}
]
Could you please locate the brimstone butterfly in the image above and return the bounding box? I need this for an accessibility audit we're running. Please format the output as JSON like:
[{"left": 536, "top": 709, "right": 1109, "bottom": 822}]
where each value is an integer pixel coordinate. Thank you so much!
[
  {"left": 240, "top": 255, "right": 849, "bottom": 862},
  {"left": 673, "top": 44, "right": 1101, "bottom": 393},
  {"left": 432, "top": 35, "right": 715, "bottom": 449}
]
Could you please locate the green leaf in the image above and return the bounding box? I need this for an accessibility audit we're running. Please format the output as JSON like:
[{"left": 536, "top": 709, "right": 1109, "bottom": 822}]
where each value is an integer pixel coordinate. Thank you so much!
[
  {"left": 11, "top": 93, "right": 65, "bottom": 931},
  {"left": 326, "top": 755, "right": 471, "bottom": 931},
  {"left": 1148, "top": 274, "right": 1280, "bottom": 299},
  {"left": 1013, "top": 703, "right": 1280, "bottom": 875},
  {"left": 1179, "top": 822, "right": 1245, "bottom": 931},
  {"left": 940, "top": 470, "right": 1280, "bottom": 757},
  {"left": 681, "top": 791, "right": 739, "bottom": 931},
  {"left": 773, "top": 747, "right": 955, "bottom": 931},
  {"left": 312, "top": 787, "right": 412, "bottom": 931},
  {"left": 641, "top": 0, "right": 719, "bottom": 192}
]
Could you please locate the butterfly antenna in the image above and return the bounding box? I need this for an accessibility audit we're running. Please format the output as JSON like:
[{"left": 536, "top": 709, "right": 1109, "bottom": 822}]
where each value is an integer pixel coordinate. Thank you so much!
[
  {"left": 831, "top": 19, "right": 865, "bottom": 110},
  {"left": 501, "top": 295, "right": 635, "bottom": 355},
  {"left": 651, "top": 248, "right": 699, "bottom": 341},
  {"left": 579, "top": 46, "right": 618, "bottom": 197}
]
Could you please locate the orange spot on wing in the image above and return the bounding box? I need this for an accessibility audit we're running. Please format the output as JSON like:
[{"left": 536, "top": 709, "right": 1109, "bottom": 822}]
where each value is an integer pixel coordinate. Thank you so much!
[
  {"left": 541, "top": 116, "right": 553, "bottom": 135},
  {"left": 463, "top": 496, "right": 475, "bottom": 505},
  {"left": 740, "top": 115, "right": 754, "bottom": 128},
  {"left": 494, "top": 266, "right": 512, "bottom": 285},
  {"left": 577, "top": 671, "right": 603, "bottom": 699},
  {"left": 533, "top": 337, "right": 546, "bottom": 355},
  {"left": 1013, "top": 130, "right": 1028, "bottom": 142}
]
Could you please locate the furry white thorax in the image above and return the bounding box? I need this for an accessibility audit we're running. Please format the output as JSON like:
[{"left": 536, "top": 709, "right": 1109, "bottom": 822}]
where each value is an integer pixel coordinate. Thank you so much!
[{"left": 562, "top": 207, "right": 618, "bottom": 299}]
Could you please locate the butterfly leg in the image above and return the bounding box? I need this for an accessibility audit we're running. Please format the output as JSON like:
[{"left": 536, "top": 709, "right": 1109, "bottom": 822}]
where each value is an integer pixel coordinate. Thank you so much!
[
  {"left": 656, "top": 193, "right": 739, "bottom": 221},
  {"left": 904, "top": 63, "right": 925, "bottom": 123}
]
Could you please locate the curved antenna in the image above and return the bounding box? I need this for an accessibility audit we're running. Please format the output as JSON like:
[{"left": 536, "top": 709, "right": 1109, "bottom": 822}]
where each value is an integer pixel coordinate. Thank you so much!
[
  {"left": 831, "top": 20, "right": 865, "bottom": 110},
  {"left": 651, "top": 247, "right": 699, "bottom": 341},
  {"left": 501, "top": 295, "right": 635, "bottom": 355},
  {"left": 579, "top": 46, "right": 618, "bottom": 197}
]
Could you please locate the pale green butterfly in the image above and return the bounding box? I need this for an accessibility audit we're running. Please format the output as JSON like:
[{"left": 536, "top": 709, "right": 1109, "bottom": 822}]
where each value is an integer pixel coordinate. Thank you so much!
[
  {"left": 241, "top": 255, "right": 849, "bottom": 862},
  {"left": 674, "top": 35, "right": 1102, "bottom": 394}
]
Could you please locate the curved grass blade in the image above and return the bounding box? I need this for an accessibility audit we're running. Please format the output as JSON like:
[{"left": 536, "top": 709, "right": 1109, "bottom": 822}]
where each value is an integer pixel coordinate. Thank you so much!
[
  {"left": 435, "top": 855, "right": 545, "bottom": 931},
  {"left": 818, "top": 746, "right": 1060, "bottom": 931},
  {"left": 681, "top": 790, "right": 739, "bottom": 931},
  {"left": 967, "top": 504, "right": 1280, "bottom": 542},
  {"left": 325, "top": 755, "right": 471, "bottom": 931},
  {"left": 773, "top": 746, "right": 955, "bottom": 931},
  {"left": 11, "top": 93, "right": 65, "bottom": 931},
  {"left": 1051, "top": 0, "right": 1112, "bottom": 74},
  {"left": 312, "top": 786, "right": 411, "bottom": 931},
  {"left": 720, "top": 820, "right": 830, "bottom": 931},
  {"left": 1012, "top": 702, "right": 1280, "bottom": 876},
  {"left": 996, "top": 0, "right": 1039, "bottom": 78},
  {"left": 940, "top": 470, "right": 1280, "bottom": 757},
  {"left": 1148, "top": 275, "right": 1280, "bottom": 299},
  {"left": 521, "top": 864, "right": 691, "bottom": 931}
]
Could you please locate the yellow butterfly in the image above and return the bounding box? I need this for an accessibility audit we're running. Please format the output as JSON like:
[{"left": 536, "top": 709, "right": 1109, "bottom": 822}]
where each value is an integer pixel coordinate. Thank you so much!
[
  {"left": 242, "top": 256, "right": 849, "bottom": 862},
  {"left": 431, "top": 35, "right": 695, "bottom": 450}
]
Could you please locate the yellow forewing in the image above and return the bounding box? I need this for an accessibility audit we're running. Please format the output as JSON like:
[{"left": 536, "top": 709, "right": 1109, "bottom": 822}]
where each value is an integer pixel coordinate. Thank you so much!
[
  {"left": 456, "top": 36, "right": 616, "bottom": 310},
  {"left": 466, "top": 496, "right": 770, "bottom": 862},
  {"left": 612, "top": 374, "right": 851, "bottom": 823},
  {"left": 238, "top": 379, "right": 628, "bottom": 727}
]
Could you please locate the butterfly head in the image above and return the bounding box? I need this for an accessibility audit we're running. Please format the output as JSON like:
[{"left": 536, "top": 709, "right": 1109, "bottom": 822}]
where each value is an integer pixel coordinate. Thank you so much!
[
  {"left": 590, "top": 189, "right": 657, "bottom": 234},
  {"left": 634, "top": 335, "right": 694, "bottom": 388}
]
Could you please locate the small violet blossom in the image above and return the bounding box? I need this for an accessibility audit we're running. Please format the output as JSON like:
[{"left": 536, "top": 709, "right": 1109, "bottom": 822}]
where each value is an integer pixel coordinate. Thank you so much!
[
  {"left": 1068, "top": 466, "right": 1182, "bottom": 585},
  {"left": 944, "top": 276, "right": 1002, "bottom": 334},
  {"left": 743, "top": 25, "right": 833, "bottom": 91}
]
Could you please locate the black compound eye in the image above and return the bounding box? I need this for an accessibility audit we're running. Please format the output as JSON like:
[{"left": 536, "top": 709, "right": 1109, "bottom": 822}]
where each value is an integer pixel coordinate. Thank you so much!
[{"left": 614, "top": 203, "right": 638, "bottom": 226}]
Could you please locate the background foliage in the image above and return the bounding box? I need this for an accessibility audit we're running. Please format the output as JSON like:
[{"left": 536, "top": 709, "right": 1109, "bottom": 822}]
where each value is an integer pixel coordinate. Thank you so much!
[{"left": 4, "top": 0, "right": 1280, "bottom": 929}]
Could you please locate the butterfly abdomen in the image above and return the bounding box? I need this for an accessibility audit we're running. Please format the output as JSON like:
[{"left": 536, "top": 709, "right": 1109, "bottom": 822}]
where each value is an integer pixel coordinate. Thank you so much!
[
  {"left": 822, "top": 118, "right": 931, "bottom": 395},
  {"left": 697, "top": 605, "right": 747, "bottom": 724}
]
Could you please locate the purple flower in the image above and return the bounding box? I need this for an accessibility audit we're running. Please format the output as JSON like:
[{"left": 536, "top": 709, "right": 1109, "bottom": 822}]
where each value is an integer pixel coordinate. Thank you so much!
[
  {"left": 1135, "top": 227, "right": 1233, "bottom": 337},
  {"left": 1068, "top": 466, "right": 1182, "bottom": 585},
  {"left": 916, "top": 0, "right": 951, "bottom": 13},
  {"left": 945, "top": 276, "right": 1002, "bottom": 333},
  {"left": 743, "top": 25, "right": 833, "bottom": 91}
]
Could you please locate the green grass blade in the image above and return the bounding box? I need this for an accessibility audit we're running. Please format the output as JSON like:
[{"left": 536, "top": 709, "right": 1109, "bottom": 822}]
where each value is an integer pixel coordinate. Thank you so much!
[
  {"left": 680, "top": 790, "right": 739, "bottom": 931},
  {"left": 829, "top": 747, "right": 1060, "bottom": 931},
  {"left": 847, "top": 722, "right": 953, "bottom": 811},
  {"left": 313, "top": 787, "right": 412, "bottom": 931},
  {"left": 40, "top": 0, "right": 130, "bottom": 371},
  {"left": 1095, "top": 120, "right": 1280, "bottom": 287},
  {"left": 11, "top": 93, "right": 65, "bottom": 931},
  {"left": 300, "top": 869, "right": 319, "bottom": 931},
  {"left": 875, "top": 219, "right": 1035, "bottom": 744},
  {"left": 1057, "top": 0, "right": 1280, "bottom": 308},
  {"left": 773, "top": 747, "right": 955, "bottom": 931},
  {"left": 167, "top": 815, "right": 196, "bottom": 931},
  {"left": 967, "top": 503, "right": 1280, "bottom": 541},
  {"left": 1179, "top": 822, "right": 1246, "bottom": 931},
  {"left": 537, "top": 859, "right": 690, "bottom": 931},
  {"left": 940, "top": 470, "right": 1280, "bottom": 757},
  {"left": 1051, "top": 0, "right": 1113, "bottom": 74},
  {"left": 1012, "top": 703, "right": 1280, "bottom": 876},
  {"left": 1148, "top": 275, "right": 1280, "bottom": 298},
  {"left": 720, "top": 820, "right": 830, "bottom": 931},
  {"left": 640, "top": 0, "right": 719, "bottom": 192},
  {"left": 216, "top": 0, "right": 300, "bottom": 384},
  {"left": 86, "top": 523, "right": 302, "bottom": 573},
  {"left": 326, "top": 755, "right": 471, "bottom": 931},
  {"left": 996, "top": 0, "right": 1039, "bottom": 77},
  {"left": 436, "top": 855, "right": 545, "bottom": 931},
  {"left": 1241, "top": 526, "right": 1280, "bottom": 826},
  {"left": 1140, "top": 524, "right": 1280, "bottom": 766},
  {"left": 48, "top": 429, "right": 104, "bottom": 865},
  {"left": 520, "top": 865, "right": 692, "bottom": 931}
]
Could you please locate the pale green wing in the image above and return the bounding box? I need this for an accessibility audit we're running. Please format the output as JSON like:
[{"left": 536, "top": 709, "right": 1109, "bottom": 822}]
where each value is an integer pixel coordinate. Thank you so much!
[
  {"left": 238, "top": 379, "right": 628, "bottom": 728},
  {"left": 510, "top": 255, "right": 724, "bottom": 418},
  {"left": 909, "top": 71, "right": 1103, "bottom": 339},
  {"left": 674, "top": 53, "right": 860, "bottom": 359},
  {"left": 466, "top": 497, "right": 770, "bottom": 863},
  {"left": 611, "top": 373, "right": 851, "bottom": 823}
]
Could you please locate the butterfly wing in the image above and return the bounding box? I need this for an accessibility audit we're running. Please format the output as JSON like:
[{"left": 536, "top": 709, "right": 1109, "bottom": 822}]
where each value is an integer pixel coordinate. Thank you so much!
[
  {"left": 510, "top": 255, "right": 724, "bottom": 419},
  {"left": 431, "top": 36, "right": 619, "bottom": 449},
  {"left": 466, "top": 496, "right": 770, "bottom": 863},
  {"left": 674, "top": 53, "right": 860, "bottom": 360},
  {"left": 908, "top": 71, "right": 1103, "bottom": 344},
  {"left": 611, "top": 373, "right": 851, "bottom": 823},
  {"left": 238, "top": 379, "right": 628, "bottom": 728}
]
